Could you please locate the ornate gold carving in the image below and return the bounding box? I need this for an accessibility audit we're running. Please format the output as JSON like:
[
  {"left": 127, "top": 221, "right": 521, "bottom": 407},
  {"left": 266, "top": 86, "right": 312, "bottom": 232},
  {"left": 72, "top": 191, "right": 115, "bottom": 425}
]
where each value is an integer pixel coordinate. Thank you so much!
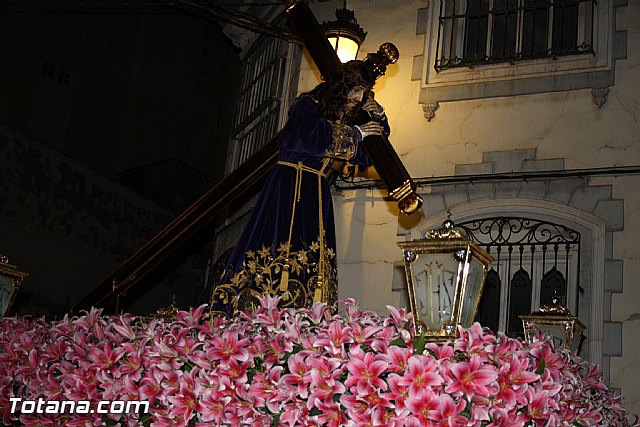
[
  {"left": 0, "top": 256, "right": 28, "bottom": 317},
  {"left": 363, "top": 42, "right": 400, "bottom": 79},
  {"left": 425, "top": 220, "right": 467, "bottom": 240},
  {"left": 327, "top": 122, "right": 357, "bottom": 160},
  {"left": 389, "top": 180, "right": 424, "bottom": 215},
  {"left": 538, "top": 295, "right": 572, "bottom": 315},
  {"left": 151, "top": 295, "right": 180, "bottom": 322},
  {"left": 388, "top": 180, "right": 413, "bottom": 202},
  {"left": 211, "top": 239, "right": 337, "bottom": 316},
  {"left": 398, "top": 193, "right": 423, "bottom": 215}
]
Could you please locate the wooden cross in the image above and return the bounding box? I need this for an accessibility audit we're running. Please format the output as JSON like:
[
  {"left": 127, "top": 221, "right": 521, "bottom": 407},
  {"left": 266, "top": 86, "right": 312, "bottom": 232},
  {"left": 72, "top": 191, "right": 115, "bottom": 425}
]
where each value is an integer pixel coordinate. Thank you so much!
[{"left": 283, "top": 0, "right": 423, "bottom": 214}]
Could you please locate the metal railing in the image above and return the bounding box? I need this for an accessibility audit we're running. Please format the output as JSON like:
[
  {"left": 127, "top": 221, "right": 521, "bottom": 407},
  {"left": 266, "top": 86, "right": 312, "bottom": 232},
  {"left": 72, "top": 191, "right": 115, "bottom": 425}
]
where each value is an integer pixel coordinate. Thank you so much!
[
  {"left": 435, "top": 0, "right": 595, "bottom": 71},
  {"left": 458, "top": 217, "right": 581, "bottom": 337}
]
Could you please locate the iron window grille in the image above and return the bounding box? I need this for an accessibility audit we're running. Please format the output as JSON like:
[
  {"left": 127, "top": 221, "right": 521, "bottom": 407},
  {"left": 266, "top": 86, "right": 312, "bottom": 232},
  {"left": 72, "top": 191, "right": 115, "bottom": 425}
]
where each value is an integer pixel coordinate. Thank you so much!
[
  {"left": 225, "top": 14, "right": 301, "bottom": 174},
  {"left": 435, "top": 0, "right": 595, "bottom": 72},
  {"left": 457, "top": 217, "right": 581, "bottom": 338}
]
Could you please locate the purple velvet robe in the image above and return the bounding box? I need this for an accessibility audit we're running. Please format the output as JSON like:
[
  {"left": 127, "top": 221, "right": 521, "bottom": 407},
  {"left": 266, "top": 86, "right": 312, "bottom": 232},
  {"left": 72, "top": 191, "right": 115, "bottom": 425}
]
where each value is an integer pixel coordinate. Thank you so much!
[{"left": 210, "top": 95, "right": 386, "bottom": 315}]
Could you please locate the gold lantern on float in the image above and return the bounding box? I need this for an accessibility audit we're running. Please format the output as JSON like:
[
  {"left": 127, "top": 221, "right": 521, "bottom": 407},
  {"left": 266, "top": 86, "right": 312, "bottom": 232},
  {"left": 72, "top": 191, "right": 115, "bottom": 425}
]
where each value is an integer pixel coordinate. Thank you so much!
[
  {"left": 398, "top": 220, "right": 493, "bottom": 341},
  {"left": 0, "top": 254, "right": 28, "bottom": 317},
  {"left": 520, "top": 295, "right": 586, "bottom": 353}
]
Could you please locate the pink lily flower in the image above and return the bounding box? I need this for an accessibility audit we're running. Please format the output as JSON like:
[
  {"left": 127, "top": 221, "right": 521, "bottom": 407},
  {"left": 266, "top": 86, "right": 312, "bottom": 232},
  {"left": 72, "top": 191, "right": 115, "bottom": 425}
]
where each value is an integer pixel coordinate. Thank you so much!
[
  {"left": 386, "top": 345, "right": 412, "bottom": 373},
  {"left": 344, "top": 347, "right": 389, "bottom": 395},
  {"left": 207, "top": 329, "right": 250, "bottom": 364},
  {"left": 281, "top": 353, "right": 312, "bottom": 399},
  {"left": 314, "top": 398, "right": 347, "bottom": 427},
  {"left": 405, "top": 388, "right": 440, "bottom": 425},
  {"left": 496, "top": 355, "right": 539, "bottom": 407},
  {"left": 167, "top": 369, "right": 199, "bottom": 424},
  {"left": 398, "top": 355, "right": 443, "bottom": 398},
  {"left": 314, "top": 321, "right": 354, "bottom": 357},
  {"left": 444, "top": 355, "right": 498, "bottom": 399}
]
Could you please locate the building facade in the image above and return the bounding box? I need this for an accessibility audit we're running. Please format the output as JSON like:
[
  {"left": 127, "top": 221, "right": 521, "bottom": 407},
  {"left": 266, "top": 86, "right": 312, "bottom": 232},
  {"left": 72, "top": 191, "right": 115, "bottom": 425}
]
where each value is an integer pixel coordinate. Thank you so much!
[{"left": 298, "top": 0, "right": 638, "bottom": 413}]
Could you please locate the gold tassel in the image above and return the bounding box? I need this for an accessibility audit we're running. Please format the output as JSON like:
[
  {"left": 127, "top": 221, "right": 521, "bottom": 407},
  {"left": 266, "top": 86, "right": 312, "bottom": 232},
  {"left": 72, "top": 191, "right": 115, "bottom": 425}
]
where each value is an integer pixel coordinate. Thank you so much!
[
  {"left": 313, "top": 275, "right": 324, "bottom": 303},
  {"left": 279, "top": 264, "right": 290, "bottom": 292}
]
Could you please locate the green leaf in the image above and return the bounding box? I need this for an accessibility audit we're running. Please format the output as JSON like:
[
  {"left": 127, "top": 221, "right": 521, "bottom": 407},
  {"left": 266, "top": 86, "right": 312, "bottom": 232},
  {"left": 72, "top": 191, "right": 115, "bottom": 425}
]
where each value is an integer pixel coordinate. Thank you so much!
[
  {"left": 309, "top": 407, "right": 322, "bottom": 416},
  {"left": 459, "top": 399, "right": 472, "bottom": 419},
  {"left": 271, "top": 413, "right": 281, "bottom": 426},
  {"left": 390, "top": 336, "right": 407, "bottom": 348},
  {"left": 139, "top": 414, "right": 152, "bottom": 426},
  {"left": 413, "top": 334, "right": 426, "bottom": 355},
  {"left": 454, "top": 352, "right": 468, "bottom": 362},
  {"left": 180, "top": 359, "right": 194, "bottom": 373},
  {"left": 103, "top": 415, "right": 119, "bottom": 425},
  {"left": 535, "top": 358, "right": 546, "bottom": 375}
]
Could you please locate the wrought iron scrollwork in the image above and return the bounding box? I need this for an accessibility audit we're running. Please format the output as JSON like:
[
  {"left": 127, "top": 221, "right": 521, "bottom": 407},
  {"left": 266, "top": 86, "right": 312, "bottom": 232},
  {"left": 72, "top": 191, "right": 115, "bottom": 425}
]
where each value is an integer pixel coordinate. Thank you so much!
[
  {"left": 456, "top": 216, "right": 581, "bottom": 338},
  {"left": 457, "top": 217, "right": 580, "bottom": 247}
]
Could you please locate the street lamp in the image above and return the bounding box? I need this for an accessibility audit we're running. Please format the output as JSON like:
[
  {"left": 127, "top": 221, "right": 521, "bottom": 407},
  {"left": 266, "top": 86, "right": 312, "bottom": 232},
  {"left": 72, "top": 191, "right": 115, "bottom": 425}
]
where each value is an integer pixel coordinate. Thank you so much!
[
  {"left": 321, "top": 0, "right": 367, "bottom": 63},
  {"left": 399, "top": 220, "right": 494, "bottom": 341}
]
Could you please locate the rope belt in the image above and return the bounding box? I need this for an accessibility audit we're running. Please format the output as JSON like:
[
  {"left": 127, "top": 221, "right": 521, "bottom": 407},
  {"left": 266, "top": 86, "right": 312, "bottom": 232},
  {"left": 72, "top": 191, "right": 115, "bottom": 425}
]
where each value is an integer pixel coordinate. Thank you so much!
[
  {"left": 277, "top": 159, "right": 332, "bottom": 303},
  {"left": 276, "top": 160, "right": 332, "bottom": 178}
]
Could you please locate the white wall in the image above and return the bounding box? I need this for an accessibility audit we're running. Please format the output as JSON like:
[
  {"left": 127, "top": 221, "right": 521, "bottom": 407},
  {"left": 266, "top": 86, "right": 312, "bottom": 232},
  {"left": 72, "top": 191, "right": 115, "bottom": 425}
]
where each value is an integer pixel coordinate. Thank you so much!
[{"left": 304, "top": 0, "right": 639, "bottom": 414}]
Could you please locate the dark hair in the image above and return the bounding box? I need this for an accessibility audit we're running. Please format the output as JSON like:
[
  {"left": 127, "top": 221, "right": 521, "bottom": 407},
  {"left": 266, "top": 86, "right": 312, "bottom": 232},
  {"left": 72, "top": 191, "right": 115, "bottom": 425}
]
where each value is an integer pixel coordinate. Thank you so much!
[{"left": 307, "top": 60, "right": 375, "bottom": 122}]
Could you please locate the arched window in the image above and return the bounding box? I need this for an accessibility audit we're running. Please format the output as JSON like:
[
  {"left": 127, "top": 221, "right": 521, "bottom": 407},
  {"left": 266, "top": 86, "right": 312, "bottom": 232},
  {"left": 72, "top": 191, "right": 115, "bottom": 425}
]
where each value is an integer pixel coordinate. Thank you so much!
[
  {"left": 540, "top": 266, "right": 567, "bottom": 306},
  {"left": 508, "top": 268, "right": 532, "bottom": 338},
  {"left": 476, "top": 268, "right": 501, "bottom": 332},
  {"left": 458, "top": 217, "right": 581, "bottom": 337}
]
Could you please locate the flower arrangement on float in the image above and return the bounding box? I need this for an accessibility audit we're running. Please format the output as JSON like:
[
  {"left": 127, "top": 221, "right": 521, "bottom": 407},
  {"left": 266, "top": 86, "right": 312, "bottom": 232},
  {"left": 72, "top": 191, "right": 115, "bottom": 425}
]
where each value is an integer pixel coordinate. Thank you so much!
[{"left": 0, "top": 297, "right": 636, "bottom": 427}]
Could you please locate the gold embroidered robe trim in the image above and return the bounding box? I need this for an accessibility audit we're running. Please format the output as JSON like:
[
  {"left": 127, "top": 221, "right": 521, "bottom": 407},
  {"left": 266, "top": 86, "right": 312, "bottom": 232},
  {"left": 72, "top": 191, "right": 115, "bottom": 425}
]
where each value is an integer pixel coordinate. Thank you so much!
[
  {"left": 210, "top": 239, "right": 337, "bottom": 316},
  {"left": 327, "top": 122, "right": 358, "bottom": 160}
]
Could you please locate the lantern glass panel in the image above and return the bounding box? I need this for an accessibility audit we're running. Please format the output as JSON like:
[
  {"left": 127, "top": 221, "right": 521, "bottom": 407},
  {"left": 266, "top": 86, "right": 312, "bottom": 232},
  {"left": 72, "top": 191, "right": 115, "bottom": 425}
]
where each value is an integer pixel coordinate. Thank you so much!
[
  {"left": 459, "top": 256, "right": 487, "bottom": 327},
  {"left": 409, "top": 252, "right": 462, "bottom": 331},
  {"left": 538, "top": 323, "right": 568, "bottom": 349},
  {"left": 0, "top": 257, "right": 27, "bottom": 318},
  {"left": 0, "top": 276, "right": 16, "bottom": 317}
]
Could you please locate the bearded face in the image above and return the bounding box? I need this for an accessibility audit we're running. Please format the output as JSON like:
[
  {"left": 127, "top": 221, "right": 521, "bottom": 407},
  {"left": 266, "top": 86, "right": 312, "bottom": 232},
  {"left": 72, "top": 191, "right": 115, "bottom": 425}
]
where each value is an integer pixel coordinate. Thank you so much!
[{"left": 341, "top": 85, "right": 369, "bottom": 118}]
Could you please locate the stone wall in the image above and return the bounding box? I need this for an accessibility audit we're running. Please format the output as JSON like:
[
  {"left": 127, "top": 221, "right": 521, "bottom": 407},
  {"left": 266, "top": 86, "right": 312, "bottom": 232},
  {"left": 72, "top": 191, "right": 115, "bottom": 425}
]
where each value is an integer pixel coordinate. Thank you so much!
[{"left": 0, "top": 123, "right": 204, "bottom": 316}]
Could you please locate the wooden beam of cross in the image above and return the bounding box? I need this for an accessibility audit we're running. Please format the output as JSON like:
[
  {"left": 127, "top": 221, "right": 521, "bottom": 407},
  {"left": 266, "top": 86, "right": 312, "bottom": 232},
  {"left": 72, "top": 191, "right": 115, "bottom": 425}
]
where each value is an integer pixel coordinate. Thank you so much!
[{"left": 283, "top": 0, "right": 423, "bottom": 214}]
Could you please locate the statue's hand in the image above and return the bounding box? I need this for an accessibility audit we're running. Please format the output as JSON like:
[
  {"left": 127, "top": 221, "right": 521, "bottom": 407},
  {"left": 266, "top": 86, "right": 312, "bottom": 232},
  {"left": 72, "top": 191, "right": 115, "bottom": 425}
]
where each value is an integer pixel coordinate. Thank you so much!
[
  {"left": 355, "top": 121, "right": 384, "bottom": 138},
  {"left": 363, "top": 96, "right": 384, "bottom": 117}
]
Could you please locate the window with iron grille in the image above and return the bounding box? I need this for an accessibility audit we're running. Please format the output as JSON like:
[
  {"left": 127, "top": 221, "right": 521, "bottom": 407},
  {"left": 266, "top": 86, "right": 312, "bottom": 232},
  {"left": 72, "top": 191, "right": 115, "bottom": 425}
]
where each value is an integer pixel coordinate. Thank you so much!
[
  {"left": 435, "top": 0, "right": 595, "bottom": 71},
  {"left": 225, "top": 16, "right": 301, "bottom": 174},
  {"left": 416, "top": 0, "right": 624, "bottom": 120},
  {"left": 457, "top": 217, "right": 581, "bottom": 338}
]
